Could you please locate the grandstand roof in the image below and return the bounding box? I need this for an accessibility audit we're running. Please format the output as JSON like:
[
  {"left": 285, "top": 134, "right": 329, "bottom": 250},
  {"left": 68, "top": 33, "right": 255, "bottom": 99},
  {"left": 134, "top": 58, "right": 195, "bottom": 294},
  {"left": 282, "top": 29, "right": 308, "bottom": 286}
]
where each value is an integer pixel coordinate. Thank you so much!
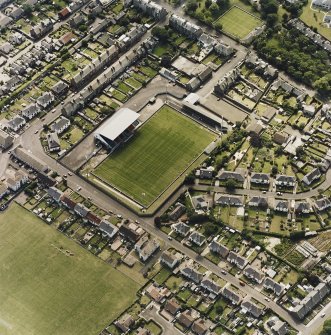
[{"left": 95, "top": 108, "right": 139, "bottom": 141}]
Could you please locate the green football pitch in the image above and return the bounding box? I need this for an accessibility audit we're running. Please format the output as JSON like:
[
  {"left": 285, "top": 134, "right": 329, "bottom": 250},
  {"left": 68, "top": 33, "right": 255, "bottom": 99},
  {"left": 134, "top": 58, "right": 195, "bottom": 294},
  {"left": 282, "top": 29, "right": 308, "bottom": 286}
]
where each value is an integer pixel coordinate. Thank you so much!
[
  {"left": 0, "top": 203, "right": 140, "bottom": 335},
  {"left": 94, "top": 105, "right": 216, "bottom": 206},
  {"left": 216, "top": 6, "right": 262, "bottom": 40}
]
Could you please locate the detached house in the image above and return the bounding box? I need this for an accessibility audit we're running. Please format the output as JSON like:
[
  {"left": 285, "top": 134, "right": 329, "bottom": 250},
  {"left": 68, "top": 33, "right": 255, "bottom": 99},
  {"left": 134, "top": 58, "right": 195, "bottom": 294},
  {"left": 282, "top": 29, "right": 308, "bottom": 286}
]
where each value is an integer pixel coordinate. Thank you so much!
[
  {"left": 242, "top": 300, "right": 264, "bottom": 318},
  {"left": 192, "top": 319, "right": 208, "bottom": 335},
  {"left": 47, "top": 132, "right": 61, "bottom": 152},
  {"left": 214, "top": 194, "right": 243, "bottom": 206},
  {"left": 37, "top": 91, "right": 54, "bottom": 109},
  {"left": 295, "top": 201, "right": 311, "bottom": 214},
  {"left": 169, "top": 203, "right": 186, "bottom": 221},
  {"left": 244, "top": 266, "right": 265, "bottom": 284},
  {"left": 227, "top": 251, "right": 248, "bottom": 269},
  {"left": 164, "top": 298, "right": 181, "bottom": 315},
  {"left": 51, "top": 116, "right": 71, "bottom": 134},
  {"left": 135, "top": 236, "right": 160, "bottom": 262},
  {"left": 251, "top": 173, "right": 270, "bottom": 184},
  {"left": 315, "top": 197, "right": 331, "bottom": 212},
  {"left": 217, "top": 170, "right": 245, "bottom": 183},
  {"left": 172, "top": 222, "right": 190, "bottom": 236},
  {"left": 21, "top": 104, "right": 40, "bottom": 120},
  {"left": 201, "top": 278, "right": 221, "bottom": 295},
  {"left": 248, "top": 196, "right": 268, "bottom": 208},
  {"left": 222, "top": 286, "right": 242, "bottom": 305},
  {"left": 302, "top": 168, "right": 321, "bottom": 186},
  {"left": 7, "top": 115, "right": 26, "bottom": 132},
  {"left": 275, "top": 175, "right": 296, "bottom": 187},
  {"left": 209, "top": 240, "right": 229, "bottom": 258},
  {"left": 177, "top": 309, "right": 195, "bottom": 328},
  {"left": 188, "top": 231, "right": 206, "bottom": 247},
  {"left": 160, "top": 250, "right": 180, "bottom": 269},
  {"left": 275, "top": 200, "right": 289, "bottom": 212},
  {"left": 180, "top": 264, "right": 203, "bottom": 283},
  {"left": 264, "top": 277, "right": 284, "bottom": 296}
]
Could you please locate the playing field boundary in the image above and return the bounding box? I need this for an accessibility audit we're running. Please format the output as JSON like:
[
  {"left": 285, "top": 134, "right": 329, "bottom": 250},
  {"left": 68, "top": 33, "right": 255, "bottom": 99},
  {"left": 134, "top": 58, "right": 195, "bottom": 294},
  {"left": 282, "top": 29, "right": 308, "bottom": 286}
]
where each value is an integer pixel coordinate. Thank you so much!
[
  {"left": 214, "top": 5, "right": 263, "bottom": 41},
  {"left": 90, "top": 104, "right": 217, "bottom": 209}
]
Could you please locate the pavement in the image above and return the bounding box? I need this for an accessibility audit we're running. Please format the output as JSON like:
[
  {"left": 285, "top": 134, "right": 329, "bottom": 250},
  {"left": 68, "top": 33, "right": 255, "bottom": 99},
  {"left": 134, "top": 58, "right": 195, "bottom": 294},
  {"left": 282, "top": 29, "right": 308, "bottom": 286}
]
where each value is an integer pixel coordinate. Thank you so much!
[{"left": 140, "top": 304, "right": 183, "bottom": 335}]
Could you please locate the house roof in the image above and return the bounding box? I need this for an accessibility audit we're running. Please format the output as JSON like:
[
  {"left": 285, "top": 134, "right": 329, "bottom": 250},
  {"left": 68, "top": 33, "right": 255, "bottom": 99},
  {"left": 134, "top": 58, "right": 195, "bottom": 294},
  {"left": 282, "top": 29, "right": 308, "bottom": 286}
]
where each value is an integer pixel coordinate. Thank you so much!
[
  {"left": 164, "top": 298, "right": 181, "bottom": 315},
  {"left": 177, "top": 310, "right": 195, "bottom": 328},
  {"left": 99, "top": 220, "right": 118, "bottom": 237},
  {"left": 95, "top": 108, "right": 139, "bottom": 141},
  {"left": 192, "top": 319, "right": 208, "bottom": 335}
]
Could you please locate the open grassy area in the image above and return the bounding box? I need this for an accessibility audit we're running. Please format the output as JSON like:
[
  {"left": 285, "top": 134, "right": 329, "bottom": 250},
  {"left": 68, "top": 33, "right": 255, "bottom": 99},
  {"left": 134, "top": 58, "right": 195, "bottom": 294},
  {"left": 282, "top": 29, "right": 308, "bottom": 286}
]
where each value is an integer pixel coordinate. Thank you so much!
[
  {"left": 94, "top": 105, "right": 215, "bottom": 206},
  {"left": 0, "top": 203, "right": 139, "bottom": 335},
  {"left": 300, "top": 0, "right": 331, "bottom": 41},
  {"left": 216, "top": 6, "right": 262, "bottom": 39}
]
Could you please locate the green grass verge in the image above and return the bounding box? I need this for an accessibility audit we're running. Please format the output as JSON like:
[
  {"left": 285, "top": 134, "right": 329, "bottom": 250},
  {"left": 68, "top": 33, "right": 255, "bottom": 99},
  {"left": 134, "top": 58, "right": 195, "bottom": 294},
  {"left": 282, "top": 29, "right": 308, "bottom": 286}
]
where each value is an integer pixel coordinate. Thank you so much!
[
  {"left": 0, "top": 203, "right": 139, "bottom": 335},
  {"left": 94, "top": 105, "right": 215, "bottom": 206}
]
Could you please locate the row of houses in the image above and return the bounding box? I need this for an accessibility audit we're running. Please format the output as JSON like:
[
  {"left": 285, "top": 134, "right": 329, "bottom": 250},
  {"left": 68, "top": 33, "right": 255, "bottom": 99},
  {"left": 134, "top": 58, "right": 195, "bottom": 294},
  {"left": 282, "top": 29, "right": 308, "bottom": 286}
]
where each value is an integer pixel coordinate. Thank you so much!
[
  {"left": 47, "top": 186, "right": 119, "bottom": 238},
  {"left": 71, "top": 45, "right": 119, "bottom": 88},
  {"left": 124, "top": 0, "right": 167, "bottom": 20},
  {"left": 61, "top": 43, "right": 147, "bottom": 117},
  {"left": 290, "top": 276, "right": 331, "bottom": 319},
  {"left": 289, "top": 18, "right": 331, "bottom": 55}
]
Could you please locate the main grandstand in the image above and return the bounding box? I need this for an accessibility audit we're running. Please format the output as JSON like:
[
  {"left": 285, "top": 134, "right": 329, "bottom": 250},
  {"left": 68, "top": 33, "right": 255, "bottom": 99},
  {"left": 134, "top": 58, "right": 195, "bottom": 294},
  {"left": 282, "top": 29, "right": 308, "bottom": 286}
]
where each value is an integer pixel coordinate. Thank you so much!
[{"left": 94, "top": 108, "right": 140, "bottom": 152}]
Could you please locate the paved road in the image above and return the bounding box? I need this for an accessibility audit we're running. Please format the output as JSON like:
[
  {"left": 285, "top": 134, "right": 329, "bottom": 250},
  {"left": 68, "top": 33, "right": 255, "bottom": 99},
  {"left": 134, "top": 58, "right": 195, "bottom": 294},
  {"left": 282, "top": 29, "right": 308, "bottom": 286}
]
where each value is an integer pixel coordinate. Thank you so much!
[{"left": 141, "top": 304, "right": 183, "bottom": 335}]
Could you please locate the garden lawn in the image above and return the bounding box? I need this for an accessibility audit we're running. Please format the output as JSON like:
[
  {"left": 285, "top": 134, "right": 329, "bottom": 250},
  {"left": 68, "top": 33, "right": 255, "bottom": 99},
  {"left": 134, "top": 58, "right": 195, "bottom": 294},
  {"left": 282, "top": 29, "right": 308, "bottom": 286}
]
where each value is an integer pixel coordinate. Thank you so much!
[
  {"left": 216, "top": 6, "right": 262, "bottom": 39},
  {"left": 0, "top": 203, "right": 139, "bottom": 335},
  {"left": 94, "top": 105, "right": 215, "bottom": 206}
]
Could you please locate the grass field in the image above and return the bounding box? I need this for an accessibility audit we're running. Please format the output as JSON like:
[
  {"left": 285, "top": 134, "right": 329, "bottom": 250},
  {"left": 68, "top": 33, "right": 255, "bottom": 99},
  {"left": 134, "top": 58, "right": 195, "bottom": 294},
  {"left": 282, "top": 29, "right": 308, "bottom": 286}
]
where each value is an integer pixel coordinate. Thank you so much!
[
  {"left": 94, "top": 105, "right": 215, "bottom": 206},
  {"left": 216, "top": 6, "right": 262, "bottom": 39},
  {"left": 0, "top": 203, "right": 139, "bottom": 335}
]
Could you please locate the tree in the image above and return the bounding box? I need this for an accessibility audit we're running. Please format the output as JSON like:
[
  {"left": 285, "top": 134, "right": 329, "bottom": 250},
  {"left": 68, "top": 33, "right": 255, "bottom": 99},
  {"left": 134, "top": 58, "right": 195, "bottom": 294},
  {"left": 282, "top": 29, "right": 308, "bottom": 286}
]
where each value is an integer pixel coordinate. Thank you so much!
[
  {"left": 260, "top": 0, "right": 278, "bottom": 15},
  {"left": 266, "top": 13, "right": 278, "bottom": 27},
  {"left": 22, "top": 4, "right": 33, "bottom": 17},
  {"left": 275, "top": 146, "right": 283, "bottom": 156},
  {"left": 209, "top": 2, "right": 219, "bottom": 16},
  {"left": 204, "top": 222, "right": 218, "bottom": 237},
  {"left": 271, "top": 165, "right": 278, "bottom": 176},
  {"left": 296, "top": 146, "right": 305, "bottom": 158},
  {"left": 186, "top": 0, "right": 198, "bottom": 12},
  {"left": 151, "top": 26, "right": 170, "bottom": 42},
  {"left": 205, "top": 0, "right": 212, "bottom": 8},
  {"left": 250, "top": 133, "right": 262, "bottom": 148},
  {"left": 225, "top": 179, "right": 237, "bottom": 192},
  {"left": 154, "top": 216, "right": 161, "bottom": 228},
  {"left": 161, "top": 54, "right": 172, "bottom": 67},
  {"left": 320, "top": 320, "right": 331, "bottom": 335},
  {"left": 314, "top": 74, "right": 331, "bottom": 96}
]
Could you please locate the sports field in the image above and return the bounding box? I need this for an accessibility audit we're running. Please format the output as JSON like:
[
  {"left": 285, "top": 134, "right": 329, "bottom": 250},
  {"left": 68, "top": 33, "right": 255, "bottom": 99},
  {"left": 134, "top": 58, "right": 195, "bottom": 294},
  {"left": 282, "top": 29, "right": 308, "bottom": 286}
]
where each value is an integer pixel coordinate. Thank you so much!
[
  {"left": 216, "top": 6, "right": 262, "bottom": 40},
  {"left": 94, "top": 105, "right": 216, "bottom": 206},
  {"left": 0, "top": 203, "right": 140, "bottom": 335}
]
